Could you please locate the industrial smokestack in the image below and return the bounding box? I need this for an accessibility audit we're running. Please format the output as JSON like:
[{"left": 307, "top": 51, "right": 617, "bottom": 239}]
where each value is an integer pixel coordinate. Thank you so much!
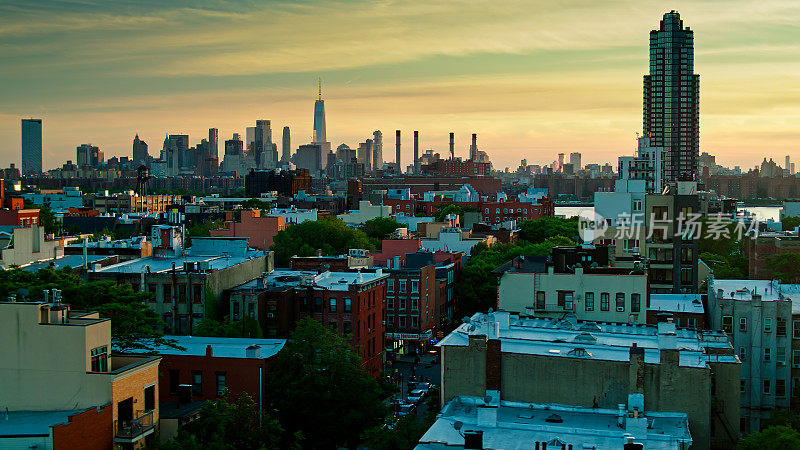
[
  {"left": 395, "top": 130, "right": 401, "bottom": 174},
  {"left": 413, "top": 131, "right": 419, "bottom": 174},
  {"left": 449, "top": 132, "right": 455, "bottom": 160},
  {"left": 471, "top": 133, "right": 477, "bottom": 161}
]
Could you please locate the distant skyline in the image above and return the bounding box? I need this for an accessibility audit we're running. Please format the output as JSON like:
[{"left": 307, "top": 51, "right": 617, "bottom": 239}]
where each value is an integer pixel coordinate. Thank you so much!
[{"left": 2, "top": 0, "right": 800, "bottom": 171}]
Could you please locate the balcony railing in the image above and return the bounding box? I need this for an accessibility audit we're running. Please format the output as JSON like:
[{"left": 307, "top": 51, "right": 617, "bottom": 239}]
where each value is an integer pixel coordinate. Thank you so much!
[{"left": 115, "top": 410, "right": 155, "bottom": 441}]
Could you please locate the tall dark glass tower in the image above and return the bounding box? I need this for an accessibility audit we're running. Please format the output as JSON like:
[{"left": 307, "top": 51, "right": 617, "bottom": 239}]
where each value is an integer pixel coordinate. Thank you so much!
[{"left": 643, "top": 11, "right": 699, "bottom": 183}]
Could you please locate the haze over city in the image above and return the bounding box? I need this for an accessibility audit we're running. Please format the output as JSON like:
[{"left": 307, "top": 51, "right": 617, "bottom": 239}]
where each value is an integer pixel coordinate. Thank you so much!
[{"left": 2, "top": 0, "right": 800, "bottom": 171}]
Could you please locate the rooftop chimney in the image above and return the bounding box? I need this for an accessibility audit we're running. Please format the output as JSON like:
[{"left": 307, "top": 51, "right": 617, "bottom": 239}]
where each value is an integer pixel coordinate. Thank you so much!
[
  {"left": 463, "top": 430, "right": 484, "bottom": 450},
  {"left": 395, "top": 130, "right": 401, "bottom": 174},
  {"left": 470, "top": 133, "right": 477, "bottom": 160},
  {"left": 413, "top": 131, "right": 420, "bottom": 174},
  {"left": 449, "top": 132, "right": 455, "bottom": 159},
  {"left": 205, "top": 345, "right": 213, "bottom": 357},
  {"left": 246, "top": 344, "right": 261, "bottom": 358}
]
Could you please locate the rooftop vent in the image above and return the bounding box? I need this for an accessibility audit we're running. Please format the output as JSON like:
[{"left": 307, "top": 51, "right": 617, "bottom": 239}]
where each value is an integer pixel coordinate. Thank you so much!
[
  {"left": 573, "top": 332, "right": 598, "bottom": 343},
  {"left": 544, "top": 414, "right": 563, "bottom": 423}
]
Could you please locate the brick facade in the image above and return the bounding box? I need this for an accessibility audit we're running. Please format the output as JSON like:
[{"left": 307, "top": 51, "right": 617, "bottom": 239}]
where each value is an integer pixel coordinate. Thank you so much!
[{"left": 52, "top": 404, "right": 113, "bottom": 450}]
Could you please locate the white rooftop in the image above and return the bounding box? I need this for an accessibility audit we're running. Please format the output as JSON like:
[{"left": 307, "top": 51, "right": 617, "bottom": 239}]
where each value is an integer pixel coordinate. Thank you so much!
[
  {"left": 416, "top": 395, "right": 691, "bottom": 450},
  {"left": 649, "top": 294, "right": 704, "bottom": 315},
  {"left": 438, "top": 312, "right": 737, "bottom": 368},
  {"left": 713, "top": 279, "right": 800, "bottom": 303},
  {"left": 236, "top": 269, "right": 389, "bottom": 291},
  {"left": 129, "top": 335, "right": 286, "bottom": 359}
]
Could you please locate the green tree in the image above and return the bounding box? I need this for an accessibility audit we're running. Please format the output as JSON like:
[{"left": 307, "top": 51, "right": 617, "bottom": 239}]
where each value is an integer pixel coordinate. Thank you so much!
[
  {"left": 240, "top": 198, "right": 273, "bottom": 211},
  {"left": 765, "top": 251, "right": 800, "bottom": 283},
  {"left": 363, "top": 217, "right": 403, "bottom": 240},
  {"left": 783, "top": 216, "right": 800, "bottom": 231},
  {"left": 737, "top": 425, "right": 800, "bottom": 450},
  {"left": 270, "top": 216, "right": 373, "bottom": 267},
  {"left": 195, "top": 317, "right": 263, "bottom": 338},
  {"left": 38, "top": 205, "right": 61, "bottom": 235},
  {"left": 434, "top": 204, "right": 479, "bottom": 223},
  {"left": 361, "top": 414, "right": 432, "bottom": 450},
  {"left": 162, "top": 392, "right": 300, "bottom": 450},
  {"left": 519, "top": 216, "right": 580, "bottom": 244},
  {"left": 699, "top": 252, "right": 746, "bottom": 279},
  {"left": 265, "top": 318, "right": 386, "bottom": 449}
]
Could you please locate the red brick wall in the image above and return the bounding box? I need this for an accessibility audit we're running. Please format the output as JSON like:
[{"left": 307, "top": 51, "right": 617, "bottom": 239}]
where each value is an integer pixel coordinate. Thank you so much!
[
  {"left": 485, "top": 339, "right": 502, "bottom": 390},
  {"left": 159, "top": 354, "right": 267, "bottom": 406},
  {"left": 52, "top": 404, "right": 113, "bottom": 450}
]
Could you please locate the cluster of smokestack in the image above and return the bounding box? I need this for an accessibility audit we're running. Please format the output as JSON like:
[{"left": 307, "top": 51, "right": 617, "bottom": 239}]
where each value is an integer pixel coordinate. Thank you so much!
[{"left": 393, "top": 131, "right": 478, "bottom": 174}]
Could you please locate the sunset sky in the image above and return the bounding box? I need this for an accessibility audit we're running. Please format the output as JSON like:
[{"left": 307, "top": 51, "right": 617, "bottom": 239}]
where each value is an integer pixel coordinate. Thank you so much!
[{"left": 2, "top": 0, "right": 799, "bottom": 171}]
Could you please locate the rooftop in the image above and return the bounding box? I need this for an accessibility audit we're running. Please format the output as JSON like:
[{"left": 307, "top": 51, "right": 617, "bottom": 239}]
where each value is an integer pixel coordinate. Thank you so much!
[
  {"left": 235, "top": 269, "right": 389, "bottom": 292},
  {"left": 649, "top": 294, "right": 704, "bottom": 315},
  {"left": 712, "top": 279, "right": 795, "bottom": 303},
  {"left": 438, "top": 312, "right": 737, "bottom": 368},
  {"left": 0, "top": 409, "right": 85, "bottom": 437},
  {"left": 416, "top": 395, "right": 691, "bottom": 450},
  {"left": 121, "top": 335, "right": 286, "bottom": 359}
]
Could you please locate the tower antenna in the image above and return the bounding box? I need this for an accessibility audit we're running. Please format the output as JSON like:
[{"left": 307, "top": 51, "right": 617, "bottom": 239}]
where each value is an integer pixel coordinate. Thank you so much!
[{"left": 318, "top": 77, "right": 322, "bottom": 101}]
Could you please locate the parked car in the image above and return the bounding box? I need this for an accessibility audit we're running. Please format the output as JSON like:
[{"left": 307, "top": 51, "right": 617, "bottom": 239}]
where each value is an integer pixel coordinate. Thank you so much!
[
  {"left": 414, "top": 382, "right": 433, "bottom": 393},
  {"left": 394, "top": 401, "right": 417, "bottom": 418},
  {"left": 407, "top": 389, "right": 426, "bottom": 404}
]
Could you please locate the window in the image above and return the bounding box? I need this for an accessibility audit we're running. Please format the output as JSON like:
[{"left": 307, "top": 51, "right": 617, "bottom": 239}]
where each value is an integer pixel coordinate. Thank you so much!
[
  {"left": 722, "top": 316, "right": 733, "bottom": 333},
  {"left": 764, "top": 348, "right": 771, "bottom": 362},
  {"left": 163, "top": 284, "right": 172, "bottom": 303},
  {"left": 247, "top": 303, "right": 255, "bottom": 319},
  {"left": 386, "top": 315, "right": 393, "bottom": 328},
  {"left": 387, "top": 297, "right": 394, "bottom": 310},
  {"left": 399, "top": 315, "right": 407, "bottom": 328},
  {"left": 343, "top": 321, "right": 352, "bottom": 334},
  {"left": 557, "top": 291, "right": 573, "bottom": 310},
  {"left": 601, "top": 293, "right": 610, "bottom": 311},
  {"left": 794, "top": 350, "right": 800, "bottom": 368},
  {"left": 90, "top": 346, "right": 108, "bottom": 372},
  {"left": 329, "top": 298, "right": 337, "bottom": 313},
  {"left": 739, "top": 317, "right": 747, "bottom": 333},
  {"left": 233, "top": 302, "right": 240, "bottom": 320},
  {"left": 778, "top": 347, "right": 786, "bottom": 365},
  {"left": 178, "top": 285, "right": 187, "bottom": 303},
  {"left": 387, "top": 279, "right": 394, "bottom": 292},
  {"left": 764, "top": 318, "right": 772, "bottom": 333},
  {"left": 778, "top": 318, "right": 787, "bottom": 336},
  {"left": 411, "top": 297, "right": 419, "bottom": 311},
  {"left": 399, "top": 280, "right": 407, "bottom": 292},
  {"left": 794, "top": 378, "right": 800, "bottom": 396},
  {"left": 631, "top": 294, "right": 640, "bottom": 313},
  {"left": 740, "top": 380, "right": 746, "bottom": 394},
  {"left": 148, "top": 284, "right": 157, "bottom": 302},
  {"left": 169, "top": 370, "right": 180, "bottom": 394},
  {"left": 585, "top": 292, "right": 594, "bottom": 311},
  {"left": 739, "top": 347, "right": 746, "bottom": 362},
  {"left": 411, "top": 280, "right": 419, "bottom": 293},
  {"left": 794, "top": 320, "right": 800, "bottom": 339},
  {"left": 535, "top": 291, "right": 545, "bottom": 310},
  {"left": 344, "top": 298, "right": 352, "bottom": 313},
  {"left": 615, "top": 293, "right": 625, "bottom": 312},
  {"left": 144, "top": 385, "right": 155, "bottom": 412},
  {"left": 216, "top": 373, "right": 226, "bottom": 396},
  {"left": 763, "top": 380, "right": 771, "bottom": 395},
  {"left": 192, "top": 284, "right": 202, "bottom": 303},
  {"left": 777, "top": 379, "right": 787, "bottom": 398},
  {"left": 192, "top": 371, "right": 202, "bottom": 395},
  {"left": 411, "top": 316, "right": 419, "bottom": 329}
]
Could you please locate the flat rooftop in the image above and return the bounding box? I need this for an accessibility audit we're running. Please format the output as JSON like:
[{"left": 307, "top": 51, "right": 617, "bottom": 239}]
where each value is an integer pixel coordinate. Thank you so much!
[
  {"left": 123, "top": 335, "right": 286, "bottom": 359},
  {"left": 438, "top": 312, "right": 737, "bottom": 368},
  {"left": 713, "top": 279, "right": 796, "bottom": 303},
  {"left": 235, "top": 269, "right": 388, "bottom": 292},
  {"left": 416, "top": 396, "right": 691, "bottom": 450},
  {"left": 0, "top": 409, "right": 85, "bottom": 437},
  {"left": 649, "top": 294, "right": 704, "bottom": 315},
  {"left": 94, "top": 251, "right": 265, "bottom": 274}
]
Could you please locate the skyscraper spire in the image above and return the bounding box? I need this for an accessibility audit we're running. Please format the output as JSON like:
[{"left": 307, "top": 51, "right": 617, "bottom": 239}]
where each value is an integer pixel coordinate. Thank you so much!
[{"left": 318, "top": 77, "right": 322, "bottom": 101}]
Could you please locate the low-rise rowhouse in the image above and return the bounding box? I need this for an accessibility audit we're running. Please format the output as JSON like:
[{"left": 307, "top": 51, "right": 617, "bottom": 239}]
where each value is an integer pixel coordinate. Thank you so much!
[
  {"left": 0, "top": 299, "right": 161, "bottom": 450},
  {"left": 88, "top": 230, "right": 272, "bottom": 334},
  {"left": 119, "top": 335, "right": 286, "bottom": 443},
  {"left": 438, "top": 311, "right": 740, "bottom": 449},
  {"left": 497, "top": 246, "right": 649, "bottom": 324}
]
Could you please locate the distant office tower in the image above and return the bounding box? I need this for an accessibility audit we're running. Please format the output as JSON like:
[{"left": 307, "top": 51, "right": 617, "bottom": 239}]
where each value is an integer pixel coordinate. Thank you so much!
[
  {"left": 21, "top": 118, "right": 42, "bottom": 175},
  {"left": 132, "top": 134, "right": 149, "bottom": 167},
  {"left": 357, "top": 139, "right": 373, "bottom": 169},
  {"left": 282, "top": 126, "right": 291, "bottom": 162},
  {"left": 246, "top": 127, "right": 256, "bottom": 152},
  {"left": 557, "top": 153, "right": 565, "bottom": 172},
  {"left": 569, "top": 152, "right": 582, "bottom": 171},
  {"left": 208, "top": 128, "right": 219, "bottom": 156},
  {"left": 644, "top": 11, "right": 699, "bottom": 183},
  {"left": 313, "top": 83, "right": 327, "bottom": 144},
  {"left": 296, "top": 143, "right": 323, "bottom": 174},
  {"left": 225, "top": 136, "right": 243, "bottom": 155},
  {"left": 413, "top": 131, "right": 420, "bottom": 174},
  {"left": 76, "top": 144, "right": 102, "bottom": 168},
  {"left": 162, "top": 134, "right": 188, "bottom": 175},
  {"left": 395, "top": 130, "right": 401, "bottom": 174},
  {"left": 372, "top": 130, "right": 382, "bottom": 172},
  {"left": 786, "top": 155, "right": 791, "bottom": 173},
  {"left": 254, "top": 120, "right": 274, "bottom": 169}
]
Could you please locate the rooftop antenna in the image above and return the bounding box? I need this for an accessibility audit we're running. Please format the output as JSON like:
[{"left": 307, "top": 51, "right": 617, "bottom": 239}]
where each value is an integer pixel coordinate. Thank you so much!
[{"left": 318, "top": 77, "right": 322, "bottom": 101}]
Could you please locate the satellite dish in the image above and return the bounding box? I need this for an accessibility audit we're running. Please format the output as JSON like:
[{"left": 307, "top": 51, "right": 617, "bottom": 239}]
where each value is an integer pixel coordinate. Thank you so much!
[
  {"left": 453, "top": 421, "right": 463, "bottom": 431},
  {"left": 461, "top": 316, "right": 471, "bottom": 324}
]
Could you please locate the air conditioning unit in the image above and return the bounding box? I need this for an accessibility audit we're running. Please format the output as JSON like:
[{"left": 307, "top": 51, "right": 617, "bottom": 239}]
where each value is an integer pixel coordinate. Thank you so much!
[
  {"left": 616, "top": 306, "right": 625, "bottom": 312},
  {"left": 267, "top": 313, "right": 274, "bottom": 318}
]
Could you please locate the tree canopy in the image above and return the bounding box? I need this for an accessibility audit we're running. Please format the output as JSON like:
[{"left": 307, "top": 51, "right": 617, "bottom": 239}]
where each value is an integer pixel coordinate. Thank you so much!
[
  {"left": 783, "top": 215, "right": 800, "bottom": 231},
  {"left": 434, "top": 204, "right": 479, "bottom": 223},
  {"left": 737, "top": 426, "right": 800, "bottom": 450},
  {"left": 0, "top": 267, "right": 176, "bottom": 351},
  {"left": 161, "top": 393, "right": 301, "bottom": 450},
  {"left": 240, "top": 197, "right": 273, "bottom": 211},
  {"left": 265, "top": 318, "right": 387, "bottom": 449},
  {"left": 519, "top": 216, "right": 580, "bottom": 244},
  {"left": 765, "top": 251, "right": 800, "bottom": 283},
  {"left": 270, "top": 216, "right": 374, "bottom": 267},
  {"left": 362, "top": 217, "right": 403, "bottom": 241}
]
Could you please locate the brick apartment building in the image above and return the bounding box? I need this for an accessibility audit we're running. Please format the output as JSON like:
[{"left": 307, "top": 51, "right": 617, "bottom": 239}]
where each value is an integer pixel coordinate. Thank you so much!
[
  {"left": 745, "top": 232, "right": 800, "bottom": 280},
  {"left": 0, "top": 298, "right": 161, "bottom": 450},
  {"left": 228, "top": 269, "right": 388, "bottom": 376},
  {"left": 384, "top": 252, "right": 438, "bottom": 356},
  {"left": 210, "top": 209, "right": 287, "bottom": 250}
]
